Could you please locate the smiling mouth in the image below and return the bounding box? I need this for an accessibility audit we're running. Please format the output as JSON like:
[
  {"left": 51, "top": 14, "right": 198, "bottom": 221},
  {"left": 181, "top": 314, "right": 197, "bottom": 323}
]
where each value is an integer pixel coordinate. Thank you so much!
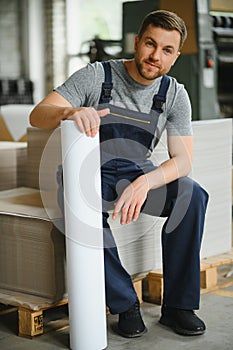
[{"left": 145, "top": 61, "right": 160, "bottom": 69}]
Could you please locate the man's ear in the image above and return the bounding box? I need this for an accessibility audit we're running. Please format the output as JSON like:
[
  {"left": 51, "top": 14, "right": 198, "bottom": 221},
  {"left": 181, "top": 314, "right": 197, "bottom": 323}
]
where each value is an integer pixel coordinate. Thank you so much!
[
  {"left": 134, "top": 35, "right": 140, "bottom": 51},
  {"left": 172, "top": 51, "right": 181, "bottom": 66}
]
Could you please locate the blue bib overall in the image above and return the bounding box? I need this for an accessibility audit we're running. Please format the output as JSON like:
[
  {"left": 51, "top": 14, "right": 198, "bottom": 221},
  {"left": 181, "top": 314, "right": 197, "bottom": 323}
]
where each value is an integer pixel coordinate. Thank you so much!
[
  {"left": 99, "top": 61, "right": 170, "bottom": 213},
  {"left": 98, "top": 61, "right": 209, "bottom": 315}
]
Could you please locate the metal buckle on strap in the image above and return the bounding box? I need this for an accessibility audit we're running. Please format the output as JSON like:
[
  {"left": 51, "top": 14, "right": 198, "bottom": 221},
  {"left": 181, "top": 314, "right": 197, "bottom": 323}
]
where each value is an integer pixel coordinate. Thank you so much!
[
  {"left": 152, "top": 95, "right": 165, "bottom": 113},
  {"left": 103, "top": 86, "right": 113, "bottom": 99}
]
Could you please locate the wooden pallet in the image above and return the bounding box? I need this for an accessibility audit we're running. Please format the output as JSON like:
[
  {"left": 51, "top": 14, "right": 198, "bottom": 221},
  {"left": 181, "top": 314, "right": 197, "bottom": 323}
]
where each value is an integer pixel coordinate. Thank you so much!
[
  {"left": 1, "top": 278, "right": 143, "bottom": 338},
  {"left": 18, "top": 299, "right": 68, "bottom": 337},
  {"left": 146, "top": 249, "right": 233, "bottom": 305}
]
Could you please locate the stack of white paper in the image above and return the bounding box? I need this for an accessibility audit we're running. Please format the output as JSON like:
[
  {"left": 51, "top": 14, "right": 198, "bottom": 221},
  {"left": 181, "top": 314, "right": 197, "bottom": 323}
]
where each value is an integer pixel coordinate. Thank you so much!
[
  {"left": 0, "top": 142, "right": 27, "bottom": 190},
  {"left": 151, "top": 118, "right": 232, "bottom": 266},
  {"left": 192, "top": 119, "right": 232, "bottom": 258}
]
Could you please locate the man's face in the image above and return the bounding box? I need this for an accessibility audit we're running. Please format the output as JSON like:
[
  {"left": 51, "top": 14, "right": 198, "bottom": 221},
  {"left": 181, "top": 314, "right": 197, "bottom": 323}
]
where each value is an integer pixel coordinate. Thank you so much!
[{"left": 134, "top": 25, "right": 181, "bottom": 84}]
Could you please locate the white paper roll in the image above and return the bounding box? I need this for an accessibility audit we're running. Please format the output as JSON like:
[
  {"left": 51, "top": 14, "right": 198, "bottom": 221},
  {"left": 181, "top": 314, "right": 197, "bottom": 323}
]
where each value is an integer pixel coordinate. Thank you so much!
[{"left": 61, "top": 120, "right": 107, "bottom": 350}]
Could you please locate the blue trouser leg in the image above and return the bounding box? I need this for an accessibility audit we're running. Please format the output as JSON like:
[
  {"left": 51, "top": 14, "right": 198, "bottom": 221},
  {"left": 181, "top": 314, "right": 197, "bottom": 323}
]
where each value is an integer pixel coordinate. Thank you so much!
[
  {"left": 162, "top": 179, "right": 209, "bottom": 309},
  {"left": 144, "top": 177, "right": 209, "bottom": 309},
  {"left": 102, "top": 162, "right": 209, "bottom": 314},
  {"left": 103, "top": 212, "right": 138, "bottom": 314},
  {"left": 101, "top": 161, "right": 141, "bottom": 314}
]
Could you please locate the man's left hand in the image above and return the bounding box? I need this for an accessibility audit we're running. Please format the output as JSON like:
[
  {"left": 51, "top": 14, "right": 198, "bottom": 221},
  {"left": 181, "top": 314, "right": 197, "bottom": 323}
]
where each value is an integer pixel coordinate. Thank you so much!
[{"left": 112, "top": 175, "right": 149, "bottom": 224}]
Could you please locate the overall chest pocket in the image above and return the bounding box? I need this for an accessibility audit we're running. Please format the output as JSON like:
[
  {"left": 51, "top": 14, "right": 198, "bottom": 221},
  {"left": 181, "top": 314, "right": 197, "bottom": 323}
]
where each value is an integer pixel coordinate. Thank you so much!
[{"left": 100, "top": 104, "right": 159, "bottom": 161}]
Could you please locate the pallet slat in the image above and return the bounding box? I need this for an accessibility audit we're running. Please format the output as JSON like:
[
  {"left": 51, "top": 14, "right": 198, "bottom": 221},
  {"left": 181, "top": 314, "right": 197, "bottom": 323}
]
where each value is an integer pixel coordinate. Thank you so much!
[
  {"left": 147, "top": 249, "right": 233, "bottom": 304},
  {"left": 18, "top": 308, "right": 43, "bottom": 337}
]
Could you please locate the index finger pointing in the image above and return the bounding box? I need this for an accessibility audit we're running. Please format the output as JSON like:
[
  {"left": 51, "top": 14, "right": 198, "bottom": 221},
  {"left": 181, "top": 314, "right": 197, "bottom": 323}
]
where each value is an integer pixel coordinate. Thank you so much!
[{"left": 97, "top": 108, "right": 110, "bottom": 117}]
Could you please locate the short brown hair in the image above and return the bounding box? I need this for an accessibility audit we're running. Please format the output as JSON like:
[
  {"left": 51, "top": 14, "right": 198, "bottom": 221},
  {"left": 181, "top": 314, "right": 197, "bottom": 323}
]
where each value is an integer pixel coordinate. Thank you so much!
[{"left": 138, "top": 10, "right": 187, "bottom": 50}]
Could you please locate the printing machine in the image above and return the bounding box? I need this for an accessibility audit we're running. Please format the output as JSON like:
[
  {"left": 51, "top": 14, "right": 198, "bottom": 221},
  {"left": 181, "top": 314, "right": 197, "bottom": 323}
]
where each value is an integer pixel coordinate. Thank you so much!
[{"left": 211, "top": 9, "right": 233, "bottom": 118}]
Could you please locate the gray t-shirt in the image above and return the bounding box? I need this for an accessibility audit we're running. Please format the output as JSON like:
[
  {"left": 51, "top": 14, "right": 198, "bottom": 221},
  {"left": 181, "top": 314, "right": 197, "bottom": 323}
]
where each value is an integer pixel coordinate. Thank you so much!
[{"left": 55, "top": 59, "right": 192, "bottom": 149}]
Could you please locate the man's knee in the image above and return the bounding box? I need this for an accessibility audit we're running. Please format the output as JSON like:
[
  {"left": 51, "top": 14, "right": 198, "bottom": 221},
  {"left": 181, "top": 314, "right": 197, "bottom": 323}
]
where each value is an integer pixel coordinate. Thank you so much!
[
  {"left": 163, "top": 177, "right": 209, "bottom": 234},
  {"left": 177, "top": 177, "right": 208, "bottom": 204},
  {"left": 188, "top": 178, "right": 209, "bottom": 208}
]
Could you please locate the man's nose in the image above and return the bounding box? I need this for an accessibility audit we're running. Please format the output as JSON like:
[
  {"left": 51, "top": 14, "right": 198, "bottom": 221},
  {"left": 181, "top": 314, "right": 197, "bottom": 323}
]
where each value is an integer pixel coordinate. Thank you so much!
[{"left": 149, "top": 48, "right": 161, "bottom": 61}]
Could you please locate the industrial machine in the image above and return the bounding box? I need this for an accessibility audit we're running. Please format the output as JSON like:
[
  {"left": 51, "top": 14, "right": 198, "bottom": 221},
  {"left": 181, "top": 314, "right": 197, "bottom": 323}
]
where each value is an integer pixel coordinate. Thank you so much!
[
  {"left": 211, "top": 7, "right": 233, "bottom": 118},
  {"left": 78, "top": 37, "right": 123, "bottom": 63}
]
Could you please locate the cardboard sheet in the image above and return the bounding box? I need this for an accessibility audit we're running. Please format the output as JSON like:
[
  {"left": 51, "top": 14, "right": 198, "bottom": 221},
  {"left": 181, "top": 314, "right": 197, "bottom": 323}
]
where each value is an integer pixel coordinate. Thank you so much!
[{"left": 0, "top": 187, "right": 67, "bottom": 302}]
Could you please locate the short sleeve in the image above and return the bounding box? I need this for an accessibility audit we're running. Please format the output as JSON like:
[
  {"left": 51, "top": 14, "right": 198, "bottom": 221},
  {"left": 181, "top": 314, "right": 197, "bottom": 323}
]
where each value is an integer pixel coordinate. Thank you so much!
[
  {"left": 54, "top": 62, "right": 104, "bottom": 107},
  {"left": 166, "top": 83, "right": 193, "bottom": 136}
]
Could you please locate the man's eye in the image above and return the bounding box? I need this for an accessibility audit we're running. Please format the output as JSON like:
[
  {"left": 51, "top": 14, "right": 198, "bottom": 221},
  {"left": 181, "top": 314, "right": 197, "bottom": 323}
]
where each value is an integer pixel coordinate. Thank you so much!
[
  {"left": 146, "top": 41, "right": 154, "bottom": 47},
  {"left": 164, "top": 48, "right": 172, "bottom": 54}
]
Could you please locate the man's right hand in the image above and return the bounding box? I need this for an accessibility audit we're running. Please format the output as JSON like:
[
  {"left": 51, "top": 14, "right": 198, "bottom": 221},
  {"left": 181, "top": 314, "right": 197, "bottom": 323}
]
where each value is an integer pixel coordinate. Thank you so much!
[
  {"left": 30, "top": 91, "right": 109, "bottom": 134},
  {"left": 68, "top": 107, "right": 110, "bottom": 137}
]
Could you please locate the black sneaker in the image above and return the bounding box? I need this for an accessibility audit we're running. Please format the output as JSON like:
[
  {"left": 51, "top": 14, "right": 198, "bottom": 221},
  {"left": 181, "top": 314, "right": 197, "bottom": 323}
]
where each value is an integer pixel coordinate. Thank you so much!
[
  {"left": 159, "top": 306, "right": 206, "bottom": 336},
  {"left": 117, "top": 299, "right": 147, "bottom": 338}
]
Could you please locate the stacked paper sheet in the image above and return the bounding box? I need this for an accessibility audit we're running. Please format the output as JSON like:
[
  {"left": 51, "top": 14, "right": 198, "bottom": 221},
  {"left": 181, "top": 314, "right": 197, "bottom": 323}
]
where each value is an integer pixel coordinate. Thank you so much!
[
  {"left": 109, "top": 214, "right": 165, "bottom": 276},
  {"left": 27, "top": 126, "right": 63, "bottom": 198},
  {"left": 0, "top": 141, "right": 27, "bottom": 190},
  {"left": 192, "top": 119, "right": 232, "bottom": 258},
  {"left": 151, "top": 118, "right": 232, "bottom": 265},
  {"left": 0, "top": 187, "right": 67, "bottom": 306}
]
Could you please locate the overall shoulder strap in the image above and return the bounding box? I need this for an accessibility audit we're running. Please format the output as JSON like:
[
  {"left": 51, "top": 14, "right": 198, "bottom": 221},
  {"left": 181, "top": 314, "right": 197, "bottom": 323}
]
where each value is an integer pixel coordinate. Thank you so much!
[
  {"left": 99, "top": 61, "right": 113, "bottom": 104},
  {"left": 152, "top": 75, "right": 170, "bottom": 113}
]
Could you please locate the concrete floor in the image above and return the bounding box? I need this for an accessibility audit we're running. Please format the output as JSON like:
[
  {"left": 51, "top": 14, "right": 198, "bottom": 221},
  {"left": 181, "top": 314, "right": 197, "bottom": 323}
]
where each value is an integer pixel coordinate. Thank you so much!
[{"left": 0, "top": 286, "right": 233, "bottom": 350}]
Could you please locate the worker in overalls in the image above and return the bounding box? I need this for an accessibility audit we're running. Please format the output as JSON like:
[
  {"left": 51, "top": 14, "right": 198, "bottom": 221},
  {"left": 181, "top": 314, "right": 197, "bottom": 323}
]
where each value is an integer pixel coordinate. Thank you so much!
[{"left": 30, "top": 10, "right": 209, "bottom": 339}]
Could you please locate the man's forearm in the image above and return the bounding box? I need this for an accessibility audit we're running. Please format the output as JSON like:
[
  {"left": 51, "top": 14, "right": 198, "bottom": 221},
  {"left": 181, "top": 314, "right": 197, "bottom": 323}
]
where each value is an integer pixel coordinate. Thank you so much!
[
  {"left": 30, "top": 104, "right": 69, "bottom": 130},
  {"left": 146, "top": 156, "right": 192, "bottom": 190}
]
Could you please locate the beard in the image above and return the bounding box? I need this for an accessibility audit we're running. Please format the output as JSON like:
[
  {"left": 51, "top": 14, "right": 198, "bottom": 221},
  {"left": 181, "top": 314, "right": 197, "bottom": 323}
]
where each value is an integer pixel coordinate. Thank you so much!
[{"left": 134, "top": 56, "right": 162, "bottom": 81}]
